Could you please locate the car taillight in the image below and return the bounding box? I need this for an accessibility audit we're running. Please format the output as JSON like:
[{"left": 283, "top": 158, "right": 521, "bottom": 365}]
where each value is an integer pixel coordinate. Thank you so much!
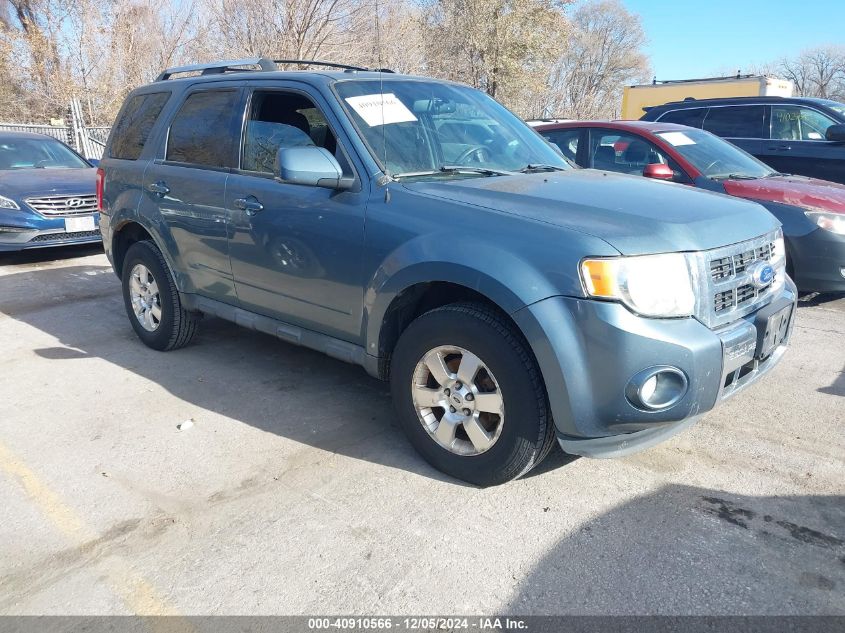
[{"left": 95, "top": 167, "right": 104, "bottom": 211}]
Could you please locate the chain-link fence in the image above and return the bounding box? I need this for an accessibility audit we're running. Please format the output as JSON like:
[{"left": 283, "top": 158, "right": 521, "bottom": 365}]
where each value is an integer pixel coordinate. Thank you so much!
[{"left": 0, "top": 99, "right": 111, "bottom": 160}]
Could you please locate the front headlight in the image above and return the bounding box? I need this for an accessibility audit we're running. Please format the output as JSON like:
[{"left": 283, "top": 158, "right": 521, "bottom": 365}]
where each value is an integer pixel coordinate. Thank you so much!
[
  {"left": 806, "top": 211, "right": 845, "bottom": 235},
  {"left": 581, "top": 253, "right": 696, "bottom": 318},
  {"left": 0, "top": 195, "right": 19, "bottom": 210}
]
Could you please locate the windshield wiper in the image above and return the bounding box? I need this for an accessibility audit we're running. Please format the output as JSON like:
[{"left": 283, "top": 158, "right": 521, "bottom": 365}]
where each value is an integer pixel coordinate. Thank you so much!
[
  {"left": 712, "top": 173, "right": 759, "bottom": 181},
  {"left": 392, "top": 165, "right": 513, "bottom": 179},
  {"left": 439, "top": 165, "right": 514, "bottom": 176},
  {"left": 517, "top": 163, "right": 568, "bottom": 173}
]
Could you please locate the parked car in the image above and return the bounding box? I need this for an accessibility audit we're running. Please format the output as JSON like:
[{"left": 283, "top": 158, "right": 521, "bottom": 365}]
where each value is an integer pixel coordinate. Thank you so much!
[
  {"left": 99, "top": 58, "right": 796, "bottom": 486},
  {"left": 640, "top": 96, "right": 845, "bottom": 185},
  {"left": 0, "top": 131, "right": 100, "bottom": 252},
  {"left": 536, "top": 120, "right": 845, "bottom": 293}
]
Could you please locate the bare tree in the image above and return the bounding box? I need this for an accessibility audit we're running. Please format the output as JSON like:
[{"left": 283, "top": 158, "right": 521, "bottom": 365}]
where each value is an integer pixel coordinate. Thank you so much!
[
  {"left": 423, "top": 0, "right": 569, "bottom": 115},
  {"left": 778, "top": 46, "right": 845, "bottom": 102},
  {"left": 539, "top": 0, "right": 650, "bottom": 119}
]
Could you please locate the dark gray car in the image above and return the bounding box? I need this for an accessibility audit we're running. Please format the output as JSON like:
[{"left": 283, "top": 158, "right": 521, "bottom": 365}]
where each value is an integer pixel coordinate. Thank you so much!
[
  {"left": 641, "top": 96, "right": 845, "bottom": 184},
  {"left": 98, "top": 58, "right": 797, "bottom": 486}
]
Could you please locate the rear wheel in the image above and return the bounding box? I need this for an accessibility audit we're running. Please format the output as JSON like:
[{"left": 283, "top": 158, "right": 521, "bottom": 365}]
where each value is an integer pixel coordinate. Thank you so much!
[
  {"left": 390, "top": 302, "right": 555, "bottom": 486},
  {"left": 121, "top": 240, "right": 199, "bottom": 351}
]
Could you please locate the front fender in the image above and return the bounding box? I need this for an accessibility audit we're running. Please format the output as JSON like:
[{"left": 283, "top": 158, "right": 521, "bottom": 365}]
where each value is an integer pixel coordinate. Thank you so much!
[{"left": 363, "top": 234, "right": 573, "bottom": 356}]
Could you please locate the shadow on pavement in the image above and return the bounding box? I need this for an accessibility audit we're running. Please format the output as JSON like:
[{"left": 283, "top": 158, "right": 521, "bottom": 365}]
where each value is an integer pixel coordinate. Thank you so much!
[
  {"left": 505, "top": 484, "right": 845, "bottom": 614},
  {"left": 0, "top": 243, "right": 103, "bottom": 267},
  {"left": 819, "top": 367, "right": 845, "bottom": 397},
  {"left": 0, "top": 261, "right": 585, "bottom": 486},
  {"left": 798, "top": 292, "right": 845, "bottom": 309}
]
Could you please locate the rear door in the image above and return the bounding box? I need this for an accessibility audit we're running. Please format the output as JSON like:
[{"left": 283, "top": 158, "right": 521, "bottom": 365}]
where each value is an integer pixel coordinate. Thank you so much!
[
  {"left": 140, "top": 87, "right": 242, "bottom": 303},
  {"left": 702, "top": 105, "right": 765, "bottom": 158},
  {"left": 766, "top": 104, "right": 845, "bottom": 183}
]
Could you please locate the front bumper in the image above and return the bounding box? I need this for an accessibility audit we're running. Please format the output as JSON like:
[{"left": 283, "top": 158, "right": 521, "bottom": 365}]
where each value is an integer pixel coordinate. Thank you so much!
[
  {"left": 513, "top": 279, "right": 797, "bottom": 457},
  {"left": 0, "top": 214, "right": 101, "bottom": 252},
  {"left": 787, "top": 226, "right": 845, "bottom": 293}
]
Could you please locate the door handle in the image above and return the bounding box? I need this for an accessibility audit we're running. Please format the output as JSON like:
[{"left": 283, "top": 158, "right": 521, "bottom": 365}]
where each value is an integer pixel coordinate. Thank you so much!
[
  {"left": 234, "top": 196, "right": 264, "bottom": 215},
  {"left": 767, "top": 145, "right": 791, "bottom": 151},
  {"left": 146, "top": 181, "right": 170, "bottom": 196}
]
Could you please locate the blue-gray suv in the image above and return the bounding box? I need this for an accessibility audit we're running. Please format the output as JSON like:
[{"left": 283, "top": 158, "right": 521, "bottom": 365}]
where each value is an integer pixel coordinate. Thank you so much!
[{"left": 98, "top": 58, "right": 797, "bottom": 486}]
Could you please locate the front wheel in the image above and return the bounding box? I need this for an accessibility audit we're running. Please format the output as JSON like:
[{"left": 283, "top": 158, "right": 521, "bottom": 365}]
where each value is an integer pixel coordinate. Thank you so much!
[
  {"left": 121, "top": 240, "right": 200, "bottom": 351},
  {"left": 390, "top": 303, "right": 555, "bottom": 486}
]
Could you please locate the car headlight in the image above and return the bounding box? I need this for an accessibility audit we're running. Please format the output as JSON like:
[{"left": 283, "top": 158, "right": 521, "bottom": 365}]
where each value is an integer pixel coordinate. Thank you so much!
[
  {"left": 0, "top": 195, "right": 19, "bottom": 210},
  {"left": 806, "top": 211, "right": 845, "bottom": 235},
  {"left": 581, "top": 253, "right": 696, "bottom": 318}
]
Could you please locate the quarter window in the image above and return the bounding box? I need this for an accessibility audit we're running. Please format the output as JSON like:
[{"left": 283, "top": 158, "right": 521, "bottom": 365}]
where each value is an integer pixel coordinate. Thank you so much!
[
  {"left": 166, "top": 90, "right": 240, "bottom": 167},
  {"left": 109, "top": 92, "right": 170, "bottom": 160},
  {"left": 771, "top": 105, "right": 837, "bottom": 141},
  {"left": 703, "top": 106, "right": 765, "bottom": 138}
]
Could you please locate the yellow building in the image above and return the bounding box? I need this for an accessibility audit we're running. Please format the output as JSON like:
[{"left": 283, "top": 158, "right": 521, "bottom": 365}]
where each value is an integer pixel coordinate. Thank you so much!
[{"left": 621, "top": 75, "right": 794, "bottom": 120}]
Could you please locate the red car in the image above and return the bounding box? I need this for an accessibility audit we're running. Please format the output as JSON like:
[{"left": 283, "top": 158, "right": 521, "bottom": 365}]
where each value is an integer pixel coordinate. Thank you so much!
[{"left": 536, "top": 120, "right": 845, "bottom": 293}]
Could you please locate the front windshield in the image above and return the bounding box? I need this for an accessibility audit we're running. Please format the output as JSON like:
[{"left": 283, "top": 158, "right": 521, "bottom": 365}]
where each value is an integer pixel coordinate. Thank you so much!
[
  {"left": 0, "top": 137, "right": 89, "bottom": 170},
  {"left": 655, "top": 128, "right": 775, "bottom": 180},
  {"left": 334, "top": 79, "right": 569, "bottom": 178}
]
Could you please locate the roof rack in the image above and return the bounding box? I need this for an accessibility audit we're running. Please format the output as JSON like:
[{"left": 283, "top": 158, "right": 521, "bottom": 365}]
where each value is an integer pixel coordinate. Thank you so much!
[
  {"left": 273, "top": 59, "right": 394, "bottom": 73},
  {"left": 156, "top": 57, "right": 276, "bottom": 81},
  {"left": 156, "top": 57, "right": 395, "bottom": 81}
]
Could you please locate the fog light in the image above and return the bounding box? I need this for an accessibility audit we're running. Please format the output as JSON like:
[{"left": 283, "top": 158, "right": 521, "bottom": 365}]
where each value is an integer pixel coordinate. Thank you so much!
[
  {"left": 626, "top": 366, "right": 688, "bottom": 411},
  {"left": 840, "top": 267, "right": 845, "bottom": 279}
]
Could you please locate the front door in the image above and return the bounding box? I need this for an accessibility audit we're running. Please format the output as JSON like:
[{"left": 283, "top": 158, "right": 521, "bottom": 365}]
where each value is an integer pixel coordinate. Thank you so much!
[
  {"left": 765, "top": 104, "right": 845, "bottom": 183},
  {"left": 225, "top": 87, "right": 367, "bottom": 341}
]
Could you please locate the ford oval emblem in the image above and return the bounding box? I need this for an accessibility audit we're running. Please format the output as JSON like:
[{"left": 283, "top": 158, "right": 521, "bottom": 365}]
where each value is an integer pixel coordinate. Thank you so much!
[{"left": 749, "top": 261, "right": 775, "bottom": 289}]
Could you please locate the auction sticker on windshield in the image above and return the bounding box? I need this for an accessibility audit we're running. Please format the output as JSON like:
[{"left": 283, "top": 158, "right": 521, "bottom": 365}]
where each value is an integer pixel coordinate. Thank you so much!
[
  {"left": 344, "top": 93, "right": 417, "bottom": 127},
  {"left": 658, "top": 132, "right": 696, "bottom": 146}
]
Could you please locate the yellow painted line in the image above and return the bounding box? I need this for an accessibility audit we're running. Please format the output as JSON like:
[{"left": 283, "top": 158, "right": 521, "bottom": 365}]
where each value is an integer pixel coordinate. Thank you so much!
[{"left": 0, "top": 440, "right": 186, "bottom": 623}]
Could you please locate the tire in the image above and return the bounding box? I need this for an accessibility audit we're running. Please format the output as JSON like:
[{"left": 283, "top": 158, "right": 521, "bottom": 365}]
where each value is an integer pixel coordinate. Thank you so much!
[
  {"left": 121, "top": 240, "right": 200, "bottom": 351},
  {"left": 390, "top": 302, "right": 555, "bottom": 487}
]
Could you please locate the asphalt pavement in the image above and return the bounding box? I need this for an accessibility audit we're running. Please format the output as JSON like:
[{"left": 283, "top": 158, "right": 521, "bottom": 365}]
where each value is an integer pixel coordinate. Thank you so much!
[{"left": 0, "top": 245, "right": 843, "bottom": 616}]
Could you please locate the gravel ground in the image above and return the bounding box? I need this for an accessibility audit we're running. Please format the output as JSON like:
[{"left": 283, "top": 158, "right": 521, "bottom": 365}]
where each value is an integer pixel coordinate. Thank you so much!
[{"left": 0, "top": 244, "right": 843, "bottom": 616}]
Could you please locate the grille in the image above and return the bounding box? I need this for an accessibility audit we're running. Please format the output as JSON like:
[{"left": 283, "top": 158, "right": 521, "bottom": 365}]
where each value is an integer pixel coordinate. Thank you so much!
[
  {"left": 709, "top": 241, "right": 774, "bottom": 282},
  {"left": 25, "top": 194, "right": 98, "bottom": 217},
  {"left": 29, "top": 230, "right": 101, "bottom": 243},
  {"left": 699, "top": 232, "right": 782, "bottom": 328}
]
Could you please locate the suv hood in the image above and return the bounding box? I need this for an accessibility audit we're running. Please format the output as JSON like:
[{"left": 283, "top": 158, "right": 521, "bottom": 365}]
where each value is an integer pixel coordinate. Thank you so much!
[
  {"left": 403, "top": 169, "right": 779, "bottom": 255},
  {"left": 723, "top": 174, "right": 845, "bottom": 214},
  {"left": 0, "top": 168, "right": 95, "bottom": 199}
]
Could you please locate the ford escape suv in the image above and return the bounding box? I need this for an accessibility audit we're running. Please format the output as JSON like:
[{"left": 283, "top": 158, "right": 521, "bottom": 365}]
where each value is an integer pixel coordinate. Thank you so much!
[{"left": 98, "top": 58, "right": 797, "bottom": 486}]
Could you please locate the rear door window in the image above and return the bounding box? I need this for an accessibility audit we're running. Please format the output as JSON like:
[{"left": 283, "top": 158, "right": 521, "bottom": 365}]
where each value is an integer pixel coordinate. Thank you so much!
[
  {"left": 109, "top": 92, "right": 170, "bottom": 160},
  {"left": 541, "top": 129, "right": 580, "bottom": 162},
  {"left": 703, "top": 105, "right": 765, "bottom": 138},
  {"left": 166, "top": 90, "right": 240, "bottom": 168},
  {"left": 657, "top": 108, "right": 706, "bottom": 128}
]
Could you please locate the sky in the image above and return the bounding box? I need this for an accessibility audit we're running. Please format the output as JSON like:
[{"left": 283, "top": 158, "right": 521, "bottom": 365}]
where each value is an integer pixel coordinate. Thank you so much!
[{"left": 621, "top": 0, "right": 845, "bottom": 81}]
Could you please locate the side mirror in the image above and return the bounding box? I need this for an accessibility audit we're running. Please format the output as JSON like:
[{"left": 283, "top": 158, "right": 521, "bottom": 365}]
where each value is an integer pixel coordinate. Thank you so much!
[
  {"left": 643, "top": 163, "right": 675, "bottom": 180},
  {"left": 275, "top": 146, "right": 352, "bottom": 189},
  {"left": 825, "top": 124, "right": 845, "bottom": 143}
]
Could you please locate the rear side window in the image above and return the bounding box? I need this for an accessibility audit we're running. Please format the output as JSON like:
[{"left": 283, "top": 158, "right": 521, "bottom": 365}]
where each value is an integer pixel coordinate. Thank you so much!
[
  {"left": 109, "top": 92, "right": 170, "bottom": 160},
  {"left": 166, "top": 90, "right": 240, "bottom": 167},
  {"left": 657, "top": 108, "right": 706, "bottom": 128},
  {"left": 703, "top": 105, "right": 765, "bottom": 138},
  {"left": 541, "top": 129, "right": 580, "bottom": 162}
]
